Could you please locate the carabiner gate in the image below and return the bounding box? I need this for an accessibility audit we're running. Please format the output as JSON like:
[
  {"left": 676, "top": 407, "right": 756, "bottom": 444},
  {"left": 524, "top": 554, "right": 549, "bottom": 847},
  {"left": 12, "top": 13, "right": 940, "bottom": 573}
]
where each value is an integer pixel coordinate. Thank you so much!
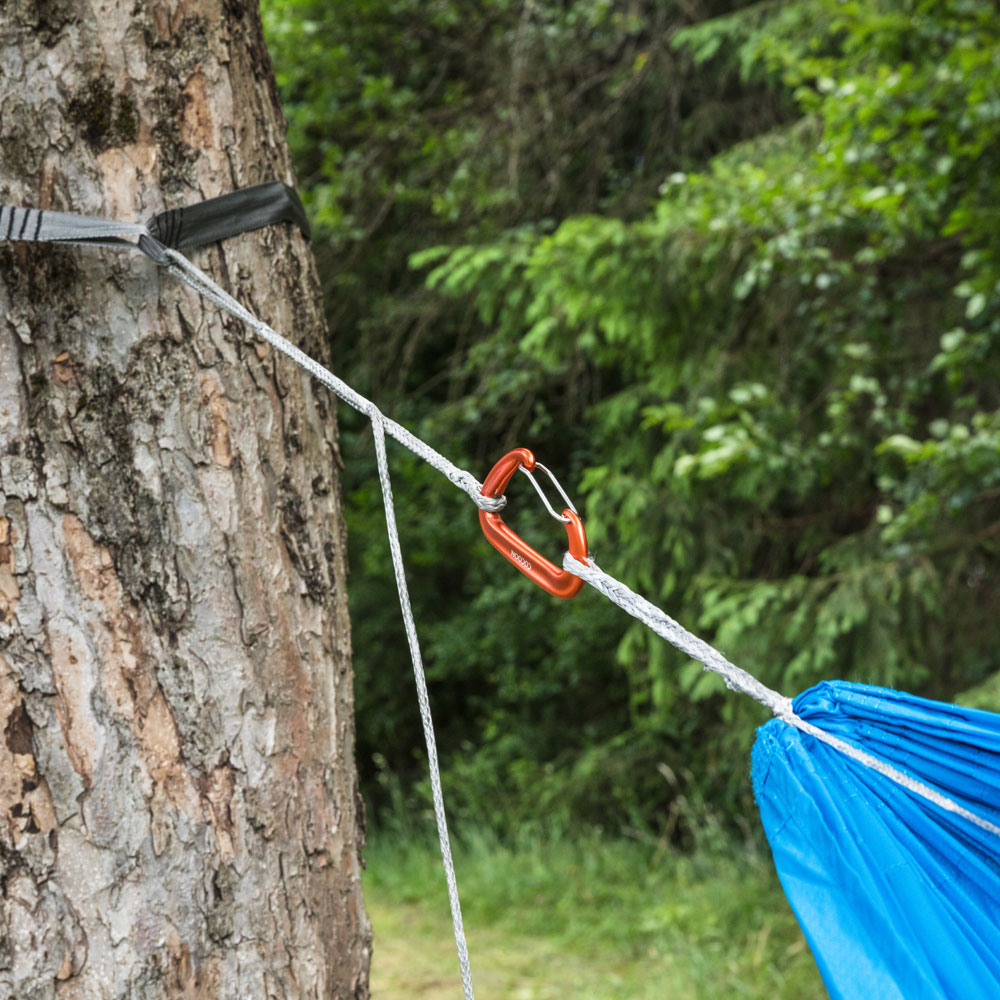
[{"left": 479, "top": 448, "right": 587, "bottom": 599}]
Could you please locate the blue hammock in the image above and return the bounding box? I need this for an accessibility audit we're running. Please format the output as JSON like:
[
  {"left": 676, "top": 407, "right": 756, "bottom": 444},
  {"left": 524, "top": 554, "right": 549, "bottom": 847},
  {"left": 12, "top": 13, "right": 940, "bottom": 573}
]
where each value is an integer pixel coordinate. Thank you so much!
[{"left": 753, "top": 681, "right": 1000, "bottom": 1000}]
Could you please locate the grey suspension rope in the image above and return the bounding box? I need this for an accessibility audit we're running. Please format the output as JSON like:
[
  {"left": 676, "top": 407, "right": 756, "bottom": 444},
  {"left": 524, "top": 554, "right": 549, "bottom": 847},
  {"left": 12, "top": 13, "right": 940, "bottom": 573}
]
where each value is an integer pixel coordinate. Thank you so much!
[
  {"left": 2, "top": 199, "right": 483, "bottom": 999},
  {"left": 5, "top": 201, "right": 998, "bottom": 1000}
]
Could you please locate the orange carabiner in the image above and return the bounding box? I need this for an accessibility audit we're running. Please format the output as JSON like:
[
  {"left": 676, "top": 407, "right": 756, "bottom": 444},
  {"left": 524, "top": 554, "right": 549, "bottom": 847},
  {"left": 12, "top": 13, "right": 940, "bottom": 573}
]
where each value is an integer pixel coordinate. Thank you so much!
[{"left": 479, "top": 448, "right": 587, "bottom": 599}]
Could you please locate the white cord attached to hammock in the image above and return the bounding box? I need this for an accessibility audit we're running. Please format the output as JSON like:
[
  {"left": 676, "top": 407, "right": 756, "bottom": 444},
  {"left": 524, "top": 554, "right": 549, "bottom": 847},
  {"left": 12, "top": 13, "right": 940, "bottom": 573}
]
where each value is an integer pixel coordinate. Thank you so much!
[{"left": 5, "top": 206, "right": 999, "bottom": 1000}]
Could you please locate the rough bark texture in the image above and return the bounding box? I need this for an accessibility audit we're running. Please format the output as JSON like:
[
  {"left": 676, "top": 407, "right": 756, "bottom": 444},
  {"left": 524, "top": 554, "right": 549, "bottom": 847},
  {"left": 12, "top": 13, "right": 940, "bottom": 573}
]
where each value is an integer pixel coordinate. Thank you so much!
[{"left": 0, "top": 2, "right": 371, "bottom": 997}]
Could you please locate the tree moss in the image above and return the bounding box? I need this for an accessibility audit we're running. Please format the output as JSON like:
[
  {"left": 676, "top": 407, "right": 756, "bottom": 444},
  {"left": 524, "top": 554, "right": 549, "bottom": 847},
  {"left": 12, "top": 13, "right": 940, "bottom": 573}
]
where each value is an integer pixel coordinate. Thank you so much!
[
  {"left": 113, "top": 93, "right": 138, "bottom": 144},
  {"left": 68, "top": 78, "right": 114, "bottom": 148},
  {"left": 150, "top": 84, "right": 197, "bottom": 191},
  {"left": 68, "top": 78, "right": 138, "bottom": 150}
]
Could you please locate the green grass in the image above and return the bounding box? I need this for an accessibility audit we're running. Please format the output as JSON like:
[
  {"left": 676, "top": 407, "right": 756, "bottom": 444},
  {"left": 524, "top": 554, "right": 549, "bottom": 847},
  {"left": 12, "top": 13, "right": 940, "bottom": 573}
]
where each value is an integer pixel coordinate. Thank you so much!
[{"left": 363, "top": 827, "right": 826, "bottom": 999}]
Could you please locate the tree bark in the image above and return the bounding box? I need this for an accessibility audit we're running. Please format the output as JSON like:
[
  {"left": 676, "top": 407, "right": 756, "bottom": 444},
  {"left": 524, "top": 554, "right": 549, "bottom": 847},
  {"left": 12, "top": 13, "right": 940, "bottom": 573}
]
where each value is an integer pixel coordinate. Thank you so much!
[{"left": 0, "top": 2, "right": 371, "bottom": 997}]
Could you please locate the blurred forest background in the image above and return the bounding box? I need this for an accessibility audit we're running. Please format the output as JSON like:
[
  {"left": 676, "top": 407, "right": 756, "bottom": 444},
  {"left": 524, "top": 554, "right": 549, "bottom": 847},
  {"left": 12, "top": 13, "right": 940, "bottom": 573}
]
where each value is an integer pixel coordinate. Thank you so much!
[{"left": 260, "top": 0, "right": 1000, "bottom": 994}]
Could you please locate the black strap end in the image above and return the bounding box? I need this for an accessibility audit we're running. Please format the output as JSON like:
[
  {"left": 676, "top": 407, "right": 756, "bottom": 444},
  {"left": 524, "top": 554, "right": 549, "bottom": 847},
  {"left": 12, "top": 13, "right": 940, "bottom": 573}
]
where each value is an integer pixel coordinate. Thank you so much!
[{"left": 147, "top": 181, "right": 311, "bottom": 250}]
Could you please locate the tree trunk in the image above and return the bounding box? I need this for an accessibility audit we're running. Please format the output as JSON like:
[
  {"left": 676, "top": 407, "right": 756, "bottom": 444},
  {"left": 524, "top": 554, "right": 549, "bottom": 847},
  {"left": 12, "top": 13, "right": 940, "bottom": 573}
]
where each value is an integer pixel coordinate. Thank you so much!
[{"left": 0, "top": 2, "right": 371, "bottom": 997}]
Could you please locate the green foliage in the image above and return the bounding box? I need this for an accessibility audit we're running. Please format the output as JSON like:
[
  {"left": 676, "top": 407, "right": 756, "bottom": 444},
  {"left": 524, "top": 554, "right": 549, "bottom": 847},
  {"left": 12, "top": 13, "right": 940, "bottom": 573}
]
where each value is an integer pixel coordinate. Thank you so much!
[
  {"left": 415, "top": 0, "right": 1000, "bottom": 727},
  {"left": 264, "top": 0, "right": 1000, "bottom": 834}
]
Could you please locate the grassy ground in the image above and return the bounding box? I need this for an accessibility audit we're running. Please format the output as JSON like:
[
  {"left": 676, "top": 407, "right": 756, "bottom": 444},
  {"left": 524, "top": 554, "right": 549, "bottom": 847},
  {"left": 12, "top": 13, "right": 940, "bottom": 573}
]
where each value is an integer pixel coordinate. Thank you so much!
[{"left": 363, "top": 829, "right": 827, "bottom": 999}]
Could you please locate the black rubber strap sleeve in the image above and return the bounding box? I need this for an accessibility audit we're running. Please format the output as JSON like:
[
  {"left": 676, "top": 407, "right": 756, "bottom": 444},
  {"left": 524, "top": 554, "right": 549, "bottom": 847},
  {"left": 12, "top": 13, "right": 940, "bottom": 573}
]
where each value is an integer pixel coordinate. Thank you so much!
[{"left": 147, "top": 181, "right": 311, "bottom": 249}]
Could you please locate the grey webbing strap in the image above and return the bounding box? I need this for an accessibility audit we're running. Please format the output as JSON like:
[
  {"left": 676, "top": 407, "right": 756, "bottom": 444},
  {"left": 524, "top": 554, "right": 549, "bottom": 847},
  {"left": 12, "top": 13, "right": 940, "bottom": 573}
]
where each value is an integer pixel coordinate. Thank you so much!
[
  {"left": 2, "top": 182, "right": 309, "bottom": 260},
  {"left": 0, "top": 205, "right": 148, "bottom": 249}
]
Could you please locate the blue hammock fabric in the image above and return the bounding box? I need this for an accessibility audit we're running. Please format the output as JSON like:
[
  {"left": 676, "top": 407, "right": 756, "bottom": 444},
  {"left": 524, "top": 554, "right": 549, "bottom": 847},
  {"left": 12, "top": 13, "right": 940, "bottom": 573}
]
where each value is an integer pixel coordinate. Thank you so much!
[{"left": 752, "top": 680, "right": 1000, "bottom": 1000}]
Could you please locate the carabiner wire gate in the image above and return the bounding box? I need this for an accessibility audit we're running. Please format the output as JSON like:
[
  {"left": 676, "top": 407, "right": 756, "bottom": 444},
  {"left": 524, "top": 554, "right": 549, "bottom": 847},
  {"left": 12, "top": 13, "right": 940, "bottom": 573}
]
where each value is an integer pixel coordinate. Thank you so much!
[{"left": 518, "top": 462, "right": 578, "bottom": 523}]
